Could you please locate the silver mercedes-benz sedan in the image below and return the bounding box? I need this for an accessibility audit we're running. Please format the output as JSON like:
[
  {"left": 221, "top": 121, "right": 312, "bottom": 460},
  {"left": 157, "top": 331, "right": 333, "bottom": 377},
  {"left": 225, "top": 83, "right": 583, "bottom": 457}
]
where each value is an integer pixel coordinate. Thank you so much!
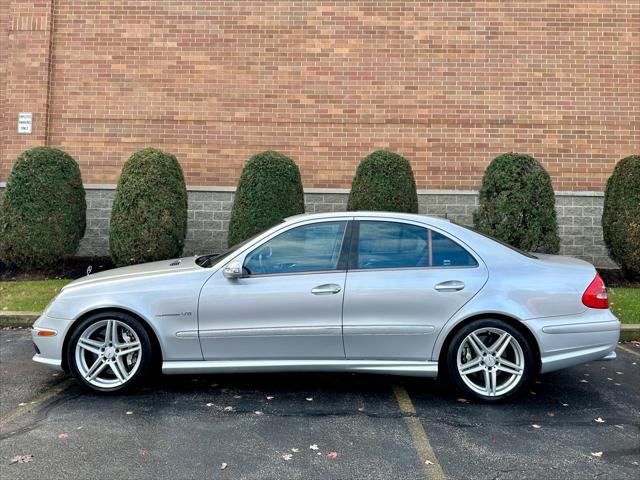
[{"left": 32, "top": 212, "right": 620, "bottom": 401}]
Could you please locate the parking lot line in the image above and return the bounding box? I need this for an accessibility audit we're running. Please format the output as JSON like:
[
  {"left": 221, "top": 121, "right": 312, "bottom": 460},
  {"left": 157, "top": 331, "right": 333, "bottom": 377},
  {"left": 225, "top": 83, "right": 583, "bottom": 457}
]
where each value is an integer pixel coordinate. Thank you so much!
[
  {"left": 617, "top": 344, "right": 640, "bottom": 357},
  {"left": 393, "top": 384, "right": 446, "bottom": 480},
  {"left": 0, "top": 378, "right": 73, "bottom": 429}
]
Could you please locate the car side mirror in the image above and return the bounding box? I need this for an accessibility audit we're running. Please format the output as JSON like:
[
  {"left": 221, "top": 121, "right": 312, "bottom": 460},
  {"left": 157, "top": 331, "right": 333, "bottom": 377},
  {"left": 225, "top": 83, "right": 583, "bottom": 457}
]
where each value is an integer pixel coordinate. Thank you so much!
[{"left": 223, "top": 261, "right": 246, "bottom": 279}]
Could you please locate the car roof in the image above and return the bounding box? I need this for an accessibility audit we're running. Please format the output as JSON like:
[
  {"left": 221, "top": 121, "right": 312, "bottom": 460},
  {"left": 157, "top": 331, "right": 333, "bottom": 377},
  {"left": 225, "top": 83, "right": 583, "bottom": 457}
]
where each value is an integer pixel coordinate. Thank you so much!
[{"left": 284, "top": 211, "right": 452, "bottom": 227}]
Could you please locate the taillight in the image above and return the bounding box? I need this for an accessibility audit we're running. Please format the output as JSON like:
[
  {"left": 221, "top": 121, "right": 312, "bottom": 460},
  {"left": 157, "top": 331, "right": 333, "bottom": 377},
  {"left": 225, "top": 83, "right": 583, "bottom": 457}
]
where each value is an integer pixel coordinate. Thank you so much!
[{"left": 582, "top": 273, "right": 608, "bottom": 309}]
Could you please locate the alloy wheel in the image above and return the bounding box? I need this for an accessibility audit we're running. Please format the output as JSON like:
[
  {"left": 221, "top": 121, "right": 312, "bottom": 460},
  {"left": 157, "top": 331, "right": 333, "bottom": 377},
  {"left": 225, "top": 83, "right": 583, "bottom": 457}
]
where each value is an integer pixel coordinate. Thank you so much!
[
  {"left": 456, "top": 327, "right": 525, "bottom": 397},
  {"left": 74, "top": 319, "right": 142, "bottom": 389}
]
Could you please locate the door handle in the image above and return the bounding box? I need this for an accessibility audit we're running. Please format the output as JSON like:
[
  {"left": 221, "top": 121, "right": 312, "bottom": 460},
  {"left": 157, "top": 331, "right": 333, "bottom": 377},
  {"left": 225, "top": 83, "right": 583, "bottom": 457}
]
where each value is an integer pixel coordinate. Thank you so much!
[
  {"left": 311, "top": 284, "right": 342, "bottom": 295},
  {"left": 434, "top": 280, "right": 465, "bottom": 292}
]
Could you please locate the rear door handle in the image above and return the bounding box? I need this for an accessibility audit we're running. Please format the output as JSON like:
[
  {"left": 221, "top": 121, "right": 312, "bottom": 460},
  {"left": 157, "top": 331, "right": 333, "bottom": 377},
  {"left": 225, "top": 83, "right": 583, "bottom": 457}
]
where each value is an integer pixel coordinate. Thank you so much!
[
  {"left": 311, "top": 284, "right": 342, "bottom": 295},
  {"left": 434, "top": 280, "right": 465, "bottom": 292}
]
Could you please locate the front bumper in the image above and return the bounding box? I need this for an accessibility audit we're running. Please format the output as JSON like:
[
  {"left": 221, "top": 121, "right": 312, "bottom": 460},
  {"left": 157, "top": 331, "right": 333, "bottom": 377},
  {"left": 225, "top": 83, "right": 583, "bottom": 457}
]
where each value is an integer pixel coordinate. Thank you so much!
[
  {"left": 526, "top": 309, "right": 620, "bottom": 373},
  {"left": 31, "top": 314, "right": 72, "bottom": 371}
]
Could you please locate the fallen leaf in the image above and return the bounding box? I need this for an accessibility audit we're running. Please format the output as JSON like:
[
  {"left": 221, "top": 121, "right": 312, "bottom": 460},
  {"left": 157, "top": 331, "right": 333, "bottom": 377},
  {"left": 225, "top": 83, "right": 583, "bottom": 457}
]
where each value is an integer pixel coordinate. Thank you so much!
[
  {"left": 76, "top": 426, "right": 83, "bottom": 430},
  {"left": 561, "top": 403, "right": 569, "bottom": 407},
  {"left": 531, "top": 424, "right": 542, "bottom": 429},
  {"left": 309, "top": 444, "right": 319, "bottom": 450},
  {"left": 18, "top": 403, "right": 26, "bottom": 407},
  {"left": 425, "top": 460, "right": 434, "bottom": 465},
  {"left": 580, "top": 379, "right": 589, "bottom": 383},
  {"left": 607, "top": 378, "right": 613, "bottom": 381},
  {"left": 220, "top": 462, "right": 228, "bottom": 470},
  {"left": 254, "top": 411, "right": 264, "bottom": 416},
  {"left": 547, "top": 412, "right": 555, "bottom": 417},
  {"left": 616, "top": 371, "right": 623, "bottom": 375},
  {"left": 57, "top": 432, "right": 68, "bottom": 439},
  {"left": 291, "top": 448, "right": 299, "bottom": 453},
  {"left": 282, "top": 454, "right": 293, "bottom": 461},
  {"left": 327, "top": 451, "right": 338, "bottom": 458},
  {"left": 206, "top": 403, "right": 214, "bottom": 407},
  {"left": 125, "top": 411, "right": 133, "bottom": 415},
  {"left": 583, "top": 373, "right": 590, "bottom": 377},
  {"left": 10, "top": 455, "right": 33, "bottom": 464},
  {"left": 223, "top": 406, "right": 234, "bottom": 412},
  {"left": 614, "top": 383, "right": 621, "bottom": 386},
  {"left": 594, "top": 417, "right": 605, "bottom": 423},
  {"left": 233, "top": 395, "right": 242, "bottom": 399},
  {"left": 305, "top": 397, "right": 313, "bottom": 402},
  {"left": 138, "top": 448, "right": 148, "bottom": 456},
  {"left": 266, "top": 396, "right": 274, "bottom": 400},
  {"left": 456, "top": 398, "right": 469, "bottom": 403},
  {"left": 317, "top": 452, "right": 322, "bottom": 456},
  {"left": 591, "top": 451, "right": 603, "bottom": 458}
]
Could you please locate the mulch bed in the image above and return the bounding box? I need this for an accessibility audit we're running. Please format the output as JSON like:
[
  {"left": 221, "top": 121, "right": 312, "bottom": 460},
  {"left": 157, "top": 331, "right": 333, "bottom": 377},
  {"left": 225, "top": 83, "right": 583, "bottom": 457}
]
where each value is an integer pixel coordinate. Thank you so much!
[
  {"left": 598, "top": 268, "right": 640, "bottom": 288},
  {"left": 0, "top": 257, "right": 116, "bottom": 281}
]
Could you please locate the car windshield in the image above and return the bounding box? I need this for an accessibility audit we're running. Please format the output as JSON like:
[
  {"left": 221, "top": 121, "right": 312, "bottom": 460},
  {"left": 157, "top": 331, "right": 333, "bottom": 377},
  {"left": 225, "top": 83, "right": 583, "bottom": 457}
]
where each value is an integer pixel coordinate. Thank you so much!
[
  {"left": 195, "top": 230, "right": 274, "bottom": 268},
  {"left": 453, "top": 222, "right": 538, "bottom": 259}
]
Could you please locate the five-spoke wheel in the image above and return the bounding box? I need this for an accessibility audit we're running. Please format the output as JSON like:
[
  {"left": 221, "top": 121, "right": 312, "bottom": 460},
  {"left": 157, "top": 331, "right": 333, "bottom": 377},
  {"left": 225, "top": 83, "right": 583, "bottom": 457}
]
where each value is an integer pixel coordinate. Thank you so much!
[
  {"left": 68, "top": 312, "right": 153, "bottom": 392},
  {"left": 446, "top": 319, "right": 534, "bottom": 401}
]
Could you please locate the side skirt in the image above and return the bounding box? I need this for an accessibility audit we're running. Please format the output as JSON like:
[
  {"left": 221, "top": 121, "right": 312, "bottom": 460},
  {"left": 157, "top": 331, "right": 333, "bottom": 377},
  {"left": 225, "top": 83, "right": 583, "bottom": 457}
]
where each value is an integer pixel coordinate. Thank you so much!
[{"left": 162, "top": 359, "right": 439, "bottom": 377}]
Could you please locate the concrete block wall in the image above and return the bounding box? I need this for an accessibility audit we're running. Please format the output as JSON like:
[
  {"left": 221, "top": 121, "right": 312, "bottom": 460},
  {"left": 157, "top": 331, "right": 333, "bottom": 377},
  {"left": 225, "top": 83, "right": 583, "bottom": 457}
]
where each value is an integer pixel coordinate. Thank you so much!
[{"left": 61, "top": 188, "right": 616, "bottom": 268}]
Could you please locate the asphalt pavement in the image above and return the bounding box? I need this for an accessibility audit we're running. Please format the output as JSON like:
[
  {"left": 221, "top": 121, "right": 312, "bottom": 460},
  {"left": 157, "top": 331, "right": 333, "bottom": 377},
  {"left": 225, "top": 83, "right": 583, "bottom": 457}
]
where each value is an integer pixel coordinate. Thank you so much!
[{"left": 0, "top": 328, "right": 638, "bottom": 480}]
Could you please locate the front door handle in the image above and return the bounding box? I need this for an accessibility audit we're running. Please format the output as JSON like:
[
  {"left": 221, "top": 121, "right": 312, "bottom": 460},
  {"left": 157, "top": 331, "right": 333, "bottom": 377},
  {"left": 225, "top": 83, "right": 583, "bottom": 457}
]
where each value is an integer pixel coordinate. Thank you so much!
[
  {"left": 434, "top": 280, "right": 465, "bottom": 292},
  {"left": 311, "top": 284, "right": 342, "bottom": 295}
]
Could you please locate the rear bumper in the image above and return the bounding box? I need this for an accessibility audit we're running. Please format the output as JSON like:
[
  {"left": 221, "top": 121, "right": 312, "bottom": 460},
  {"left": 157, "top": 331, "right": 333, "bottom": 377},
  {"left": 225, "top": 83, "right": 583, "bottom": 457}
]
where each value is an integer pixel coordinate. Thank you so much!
[{"left": 525, "top": 309, "right": 620, "bottom": 374}]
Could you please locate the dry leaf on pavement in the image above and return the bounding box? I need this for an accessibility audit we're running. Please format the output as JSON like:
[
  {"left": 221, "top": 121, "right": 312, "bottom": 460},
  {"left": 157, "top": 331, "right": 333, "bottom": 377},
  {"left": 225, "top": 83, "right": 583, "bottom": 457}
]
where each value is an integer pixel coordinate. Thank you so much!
[
  {"left": 138, "top": 448, "right": 148, "bottom": 457},
  {"left": 282, "top": 454, "right": 293, "bottom": 461},
  {"left": 591, "top": 451, "right": 603, "bottom": 458},
  {"left": 220, "top": 462, "right": 228, "bottom": 470},
  {"left": 223, "top": 406, "right": 234, "bottom": 412},
  {"left": 10, "top": 455, "right": 33, "bottom": 464},
  {"left": 309, "top": 444, "right": 319, "bottom": 450},
  {"left": 531, "top": 424, "right": 542, "bottom": 429},
  {"left": 425, "top": 460, "right": 434, "bottom": 465},
  {"left": 57, "top": 432, "right": 68, "bottom": 439},
  {"left": 327, "top": 451, "right": 338, "bottom": 458},
  {"left": 594, "top": 417, "right": 605, "bottom": 423}
]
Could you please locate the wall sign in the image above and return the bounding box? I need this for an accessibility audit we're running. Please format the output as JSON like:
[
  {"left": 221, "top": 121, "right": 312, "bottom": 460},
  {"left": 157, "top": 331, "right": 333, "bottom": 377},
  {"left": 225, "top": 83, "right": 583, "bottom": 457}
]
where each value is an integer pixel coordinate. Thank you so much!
[{"left": 18, "top": 112, "right": 32, "bottom": 134}]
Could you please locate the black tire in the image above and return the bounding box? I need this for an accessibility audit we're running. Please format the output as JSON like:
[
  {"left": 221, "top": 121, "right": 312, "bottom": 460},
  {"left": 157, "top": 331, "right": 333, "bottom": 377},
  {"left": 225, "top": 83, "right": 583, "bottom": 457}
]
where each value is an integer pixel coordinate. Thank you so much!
[
  {"left": 445, "top": 319, "right": 535, "bottom": 402},
  {"left": 67, "top": 311, "right": 154, "bottom": 393}
]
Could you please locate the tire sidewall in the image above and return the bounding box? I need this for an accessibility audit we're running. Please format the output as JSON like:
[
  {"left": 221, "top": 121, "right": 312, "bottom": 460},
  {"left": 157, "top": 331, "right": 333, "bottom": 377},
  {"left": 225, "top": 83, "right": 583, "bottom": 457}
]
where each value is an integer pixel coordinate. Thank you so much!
[
  {"left": 446, "top": 319, "right": 535, "bottom": 402},
  {"left": 67, "top": 311, "right": 153, "bottom": 393}
]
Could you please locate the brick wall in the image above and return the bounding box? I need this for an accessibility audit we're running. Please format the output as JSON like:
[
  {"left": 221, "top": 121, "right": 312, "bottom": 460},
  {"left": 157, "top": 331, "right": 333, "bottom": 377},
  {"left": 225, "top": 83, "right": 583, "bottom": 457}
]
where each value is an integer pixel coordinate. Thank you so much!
[{"left": 1, "top": 1, "right": 638, "bottom": 190}]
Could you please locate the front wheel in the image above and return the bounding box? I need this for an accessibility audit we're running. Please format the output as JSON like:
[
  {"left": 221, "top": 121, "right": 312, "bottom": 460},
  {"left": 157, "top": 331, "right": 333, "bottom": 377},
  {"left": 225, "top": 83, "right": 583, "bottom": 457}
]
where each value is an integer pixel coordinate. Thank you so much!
[
  {"left": 446, "top": 319, "right": 535, "bottom": 402},
  {"left": 67, "top": 312, "right": 154, "bottom": 393}
]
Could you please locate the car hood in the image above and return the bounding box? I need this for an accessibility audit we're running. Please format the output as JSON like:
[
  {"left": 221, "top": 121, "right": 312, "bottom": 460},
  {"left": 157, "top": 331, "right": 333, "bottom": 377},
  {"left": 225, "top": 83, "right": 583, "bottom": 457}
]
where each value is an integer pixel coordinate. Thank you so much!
[{"left": 62, "top": 257, "right": 202, "bottom": 290}]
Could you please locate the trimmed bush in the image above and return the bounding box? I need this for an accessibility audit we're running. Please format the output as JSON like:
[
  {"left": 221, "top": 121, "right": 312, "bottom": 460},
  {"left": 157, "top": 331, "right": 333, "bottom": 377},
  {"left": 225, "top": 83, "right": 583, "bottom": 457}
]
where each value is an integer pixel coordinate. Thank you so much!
[
  {"left": 109, "top": 148, "right": 188, "bottom": 266},
  {"left": 228, "top": 151, "right": 305, "bottom": 247},
  {"left": 473, "top": 153, "right": 560, "bottom": 253},
  {"left": 347, "top": 150, "right": 418, "bottom": 213},
  {"left": 602, "top": 155, "right": 640, "bottom": 278},
  {"left": 0, "top": 147, "right": 86, "bottom": 270}
]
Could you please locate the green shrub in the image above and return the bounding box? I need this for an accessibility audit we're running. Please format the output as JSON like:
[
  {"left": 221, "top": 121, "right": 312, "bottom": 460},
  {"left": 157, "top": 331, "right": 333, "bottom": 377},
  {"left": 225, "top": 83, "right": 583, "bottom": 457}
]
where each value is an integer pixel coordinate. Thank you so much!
[
  {"left": 228, "top": 151, "right": 305, "bottom": 247},
  {"left": 347, "top": 150, "right": 418, "bottom": 213},
  {"left": 0, "top": 147, "right": 86, "bottom": 270},
  {"left": 603, "top": 155, "right": 640, "bottom": 278},
  {"left": 109, "top": 148, "right": 188, "bottom": 266},
  {"left": 473, "top": 153, "right": 560, "bottom": 253}
]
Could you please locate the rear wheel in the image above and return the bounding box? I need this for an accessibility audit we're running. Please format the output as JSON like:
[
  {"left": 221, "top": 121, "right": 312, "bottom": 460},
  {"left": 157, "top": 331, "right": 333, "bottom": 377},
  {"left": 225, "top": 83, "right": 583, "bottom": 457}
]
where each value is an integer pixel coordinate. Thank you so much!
[
  {"left": 67, "top": 312, "right": 153, "bottom": 393},
  {"left": 446, "top": 319, "right": 535, "bottom": 402}
]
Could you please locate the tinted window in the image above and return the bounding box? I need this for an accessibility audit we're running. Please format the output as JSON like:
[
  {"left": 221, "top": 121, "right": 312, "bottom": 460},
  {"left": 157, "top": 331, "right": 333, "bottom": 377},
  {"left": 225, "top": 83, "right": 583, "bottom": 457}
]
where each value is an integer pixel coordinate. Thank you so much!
[
  {"left": 244, "top": 221, "right": 347, "bottom": 275},
  {"left": 355, "top": 221, "right": 477, "bottom": 269},
  {"left": 431, "top": 231, "right": 477, "bottom": 267},
  {"left": 356, "top": 221, "right": 429, "bottom": 269}
]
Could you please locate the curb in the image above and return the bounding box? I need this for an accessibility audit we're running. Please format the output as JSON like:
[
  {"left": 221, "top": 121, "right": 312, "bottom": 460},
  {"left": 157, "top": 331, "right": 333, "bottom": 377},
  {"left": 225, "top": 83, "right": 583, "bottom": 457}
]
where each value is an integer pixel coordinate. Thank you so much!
[
  {"left": 1, "top": 311, "right": 639, "bottom": 340},
  {"left": 0, "top": 312, "right": 39, "bottom": 328}
]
